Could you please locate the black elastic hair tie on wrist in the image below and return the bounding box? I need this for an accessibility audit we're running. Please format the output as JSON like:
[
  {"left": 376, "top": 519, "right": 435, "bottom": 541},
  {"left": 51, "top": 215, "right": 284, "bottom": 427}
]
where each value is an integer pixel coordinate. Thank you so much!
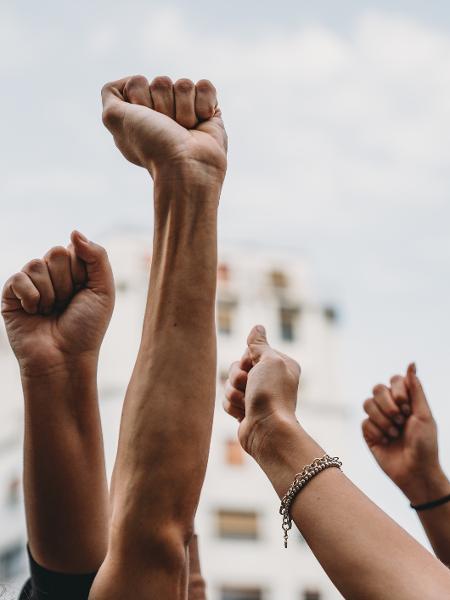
[{"left": 411, "top": 493, "right": 450, "bottom": 512}]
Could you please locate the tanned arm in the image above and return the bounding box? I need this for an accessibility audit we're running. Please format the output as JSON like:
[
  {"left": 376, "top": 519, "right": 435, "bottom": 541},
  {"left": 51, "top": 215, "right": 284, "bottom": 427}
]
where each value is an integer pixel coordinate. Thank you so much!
[
  {"left": 1, "top": 233, "right": 114, "bottom": 572},
  {"left": 362, "top": 365, "right": 450, "bottom": 566},
  {"left": 89, "top": 74, "right": 226, "bottom": 599}
]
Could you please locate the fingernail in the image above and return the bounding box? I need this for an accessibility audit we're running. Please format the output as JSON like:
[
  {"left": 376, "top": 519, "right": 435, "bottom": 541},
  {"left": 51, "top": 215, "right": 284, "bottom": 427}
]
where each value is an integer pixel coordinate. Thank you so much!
[
  {"left": 255, "top": 325, "right": 266, "bottom": 336},
  {"left": 401, "top": 403, "right": 411, "bottom": 416},
  {"left": 388, "top": 426, "right": 399, "bottom": 438},
  {"left": 393, "top": 414, "right": 404, "bottom": 426},
  {"left": 407, "top": 362, "right": 417, "bottom": 376}
]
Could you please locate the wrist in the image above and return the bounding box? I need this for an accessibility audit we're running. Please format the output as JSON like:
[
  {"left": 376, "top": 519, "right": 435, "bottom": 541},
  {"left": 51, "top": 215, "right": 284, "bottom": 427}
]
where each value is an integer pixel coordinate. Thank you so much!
[
  {"left": 247, "top": 413, "right": 317, "bottom": 466},
  {"left": 401, "top": 465, "right": 450, "bottom": 505},
  {"left": 247, "top": 414, "right": 326, "bottom": 499},
  {"left": 19, "top": 352, "right": 99, "bottom": 381},
  {"left": 152, "top": 158, "right": 226, "bottom": 190}
]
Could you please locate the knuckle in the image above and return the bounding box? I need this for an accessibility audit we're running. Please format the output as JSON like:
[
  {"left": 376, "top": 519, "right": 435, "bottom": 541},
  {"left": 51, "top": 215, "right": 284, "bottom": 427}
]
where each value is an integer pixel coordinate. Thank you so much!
[
  {"left": 101, "top": 81, "right": 113, "bottom": 96},
  {"left": 126, "top": 74, "right": 148, "bottom": 89},
  {"left": 174, "top": 78, "right": 194, "bottom": 93},
  {"left": 150, "top": 75, "right": 173, "bottom": 91},
  {"left": 290, "top": 358, "right": 301, "bottom": 375},
  {"left": 390, "top": 375, "right": 404, "bottom": 386},
  {"left": 361, "top": 418, "right": 371, "bottom": 433},
  {"left": 230, "top": 388, "right": 242, "bottom": 402},
  {"left": 45, "top": 246, "right": 67, "bottom": 261},
  {"left": 11, "top": 272, "right": 25, "bottom": 286},
  {"left": 270, "top": 354, "right": 285, "bottom": 368},
  {"left": 372, "top": 383, "right": 386, "bottom": 396},
  {"left": 196, "top": 79, "right": 215, "bottom": 94},
  {"left": 24, "top": 259, "right": 44, "bottom": 273},
  {"left": 229, "top": 361, "right": 238, "bottom": 375},
  {"left": 363, "top": 398, "right": 373, "bottom": 412},
  {"left": 102, "top": 104, "right": 122, "bottom": 129},
  {"left": 232, "top": 372, "right": 246, "bottom": 388}
]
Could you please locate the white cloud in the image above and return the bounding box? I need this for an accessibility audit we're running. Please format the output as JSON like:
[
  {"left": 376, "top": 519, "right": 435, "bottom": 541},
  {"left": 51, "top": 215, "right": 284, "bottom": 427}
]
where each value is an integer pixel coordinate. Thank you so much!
[{"left": 136, "top": 8, "right": 450, "bottom": 225}]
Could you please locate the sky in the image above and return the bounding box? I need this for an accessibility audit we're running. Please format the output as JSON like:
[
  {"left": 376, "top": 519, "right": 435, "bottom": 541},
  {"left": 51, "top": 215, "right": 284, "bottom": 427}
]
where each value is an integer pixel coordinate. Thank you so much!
[{"left": 1, "top": 0, "right": 450, "bottom": 545}]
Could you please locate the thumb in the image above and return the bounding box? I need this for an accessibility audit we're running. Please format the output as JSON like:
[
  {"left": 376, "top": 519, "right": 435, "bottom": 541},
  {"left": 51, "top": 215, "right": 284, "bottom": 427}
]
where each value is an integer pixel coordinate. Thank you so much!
[
  {"left": 101, "top": 77, "right": 128, "bottom": 132},
  {"left": 247, "top": 325, "right": 271, "bottom": 364},
  {"left": 197, "top": 107, "right": 228, "bottom": 152},
  {"left": 406, "top": 363, "right": 432, "bottom": 418},
  {"left": 70, "top": 231, "right": 114, "bottom": 295}
]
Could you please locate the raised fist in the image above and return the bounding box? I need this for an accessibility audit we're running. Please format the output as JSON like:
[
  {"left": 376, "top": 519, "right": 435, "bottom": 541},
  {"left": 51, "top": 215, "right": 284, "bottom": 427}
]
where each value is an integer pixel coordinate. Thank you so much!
[
  {"left": 1, "top": 232, "right": 115, "bottom": 376},
  {"left": 101, "top": 75, "right": 227, "bottom": 179},
  {"left": 362, "top": 365, "right": 444, "bottom": 502},
  {"left": 224, "top": 325, "right": 301, "bottom": 459}
]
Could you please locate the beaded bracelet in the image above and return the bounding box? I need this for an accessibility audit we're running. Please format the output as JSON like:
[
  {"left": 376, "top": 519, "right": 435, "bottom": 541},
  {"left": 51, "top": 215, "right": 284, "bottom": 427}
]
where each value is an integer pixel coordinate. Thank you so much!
[{"left": 279, "top": 454, "right": 342, "bottom": 548}]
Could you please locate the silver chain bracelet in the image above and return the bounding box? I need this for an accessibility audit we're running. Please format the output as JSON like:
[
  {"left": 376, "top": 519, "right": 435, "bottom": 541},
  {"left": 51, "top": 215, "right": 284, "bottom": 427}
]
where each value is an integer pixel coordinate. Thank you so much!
[{"left": 279, "top": 454, "right": 342, "bottom": 548}]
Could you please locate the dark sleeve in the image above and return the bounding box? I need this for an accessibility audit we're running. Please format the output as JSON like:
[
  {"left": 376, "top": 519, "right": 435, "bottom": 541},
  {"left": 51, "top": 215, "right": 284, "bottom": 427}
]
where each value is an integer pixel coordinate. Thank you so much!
[
  {"left": 20, "top": 546, "right": 97, "bottom": 600},
  {"left": 18, "top": 578, "right": 33, "bottom": 600}
]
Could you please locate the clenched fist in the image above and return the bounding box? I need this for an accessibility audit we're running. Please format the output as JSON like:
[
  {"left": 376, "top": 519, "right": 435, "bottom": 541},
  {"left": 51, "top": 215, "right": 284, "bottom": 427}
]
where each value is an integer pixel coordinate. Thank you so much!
[
  {"left": 224, "top": 325, "right": 301, "bottom": 459},
  {"left": 362, "top": 365, "right": 446, "bottom": 503},
  {"left": 1, "top": 231, "right": 115, "bottom": 376},
  {"left": 101, "top": 75, "right": 227, "bottom": 179}
]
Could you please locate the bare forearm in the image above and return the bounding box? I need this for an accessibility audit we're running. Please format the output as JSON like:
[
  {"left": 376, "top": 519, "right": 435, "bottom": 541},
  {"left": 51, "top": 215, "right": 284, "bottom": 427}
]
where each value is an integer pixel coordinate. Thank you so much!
[
  {"left": 400, "top": 468, "right": 450, "bottom": 566},
  {"left": 22, "top": 361, "right": 108, "bottom": 572},
  {"left": 256, "top": 420, "right": 450, "bottom": 599},
  {"left": 111, "top": 171, "right": 220, "bottom": 537}
]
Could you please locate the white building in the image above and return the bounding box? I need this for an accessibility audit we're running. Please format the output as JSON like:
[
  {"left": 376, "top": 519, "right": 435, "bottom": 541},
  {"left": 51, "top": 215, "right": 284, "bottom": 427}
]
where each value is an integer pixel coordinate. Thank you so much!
[{"left": 0, "top": 231, "right": 348, "bottom": 599}]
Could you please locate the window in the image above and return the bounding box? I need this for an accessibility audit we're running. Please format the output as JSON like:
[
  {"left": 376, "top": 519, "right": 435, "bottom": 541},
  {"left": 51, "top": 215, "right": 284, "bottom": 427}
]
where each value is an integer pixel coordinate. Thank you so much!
[
  {"left": 303, "top": 591, "right": 321, "bottom": 600},
  {"left": 217, "top": 298, "right": 237, "bottom": 335},
  {"left": 225, "top": 438, "right": 245, "bottom": 466},
  {"left": 221, "top": 586, "right": 263, "bottom": 600},
  {"left": 279, "top": 306, "right": 300, "bottom": 342},
  {"left": 0, "top": 543, "right": 24, "bottom": 580},
  {"left": 216, "top": 509, "right": 259, "bottom": 540},
  {"left": 270, "top": 269, "right": 288, "bottom": 289},
  {"left": 116, "top": 280, "right": 129, "bottom": 293},
  {"left": 323, "top": 306, "right": 338, "bottom": 322}
]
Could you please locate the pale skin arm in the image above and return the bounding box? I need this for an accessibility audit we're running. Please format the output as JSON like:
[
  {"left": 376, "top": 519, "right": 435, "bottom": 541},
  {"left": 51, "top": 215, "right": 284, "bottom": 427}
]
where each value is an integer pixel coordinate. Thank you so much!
[
  {"left": 362, "top": 366, "right": 450, "bottom": 566},
  {"left": 224, "top": 326, "right": 450, "bottom": 600},
  {"left": 1, "top": 233, "right": 114, "bottom": 572},
  {"left": 89, "top": 75, "right": 226, "bottom": 599}
]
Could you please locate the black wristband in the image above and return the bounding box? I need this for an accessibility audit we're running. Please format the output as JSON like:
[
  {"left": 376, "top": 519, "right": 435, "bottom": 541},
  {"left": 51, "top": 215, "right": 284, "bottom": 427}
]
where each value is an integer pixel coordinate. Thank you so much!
[{"left": 410, "top": 493, "right": 450, "bottom": 512}]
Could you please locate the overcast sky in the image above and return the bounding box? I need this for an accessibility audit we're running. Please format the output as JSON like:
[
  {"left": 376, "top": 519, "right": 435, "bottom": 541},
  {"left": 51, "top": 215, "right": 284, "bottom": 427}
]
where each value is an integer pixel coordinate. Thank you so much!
[{"left": 1, "top": 0, "right": 450, "bottom": 544}]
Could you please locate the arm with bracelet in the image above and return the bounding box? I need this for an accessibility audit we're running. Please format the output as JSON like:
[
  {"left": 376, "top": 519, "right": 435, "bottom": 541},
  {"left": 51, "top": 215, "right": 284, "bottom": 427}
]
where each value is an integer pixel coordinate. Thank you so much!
[
  {"left": 362, "top": 364, "right": 450, "bottom": 566},
  {"left": 224, "top": 326, "right": 450, "bottom": 600}
]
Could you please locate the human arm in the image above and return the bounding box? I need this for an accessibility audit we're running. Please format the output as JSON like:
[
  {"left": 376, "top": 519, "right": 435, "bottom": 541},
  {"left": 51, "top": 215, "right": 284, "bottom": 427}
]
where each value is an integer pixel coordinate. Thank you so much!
[
  {"left": 89, "top": 74, "right": 226, "bottom": 600},
  {"left": 1, "top": 232, "right": 114, "bottom": 572},
  {"left": 362, "top": 365, "right": 450, "bottom": 566},
  {"left": 224, "top": 326, "right": 450, "bottom": 599}
]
